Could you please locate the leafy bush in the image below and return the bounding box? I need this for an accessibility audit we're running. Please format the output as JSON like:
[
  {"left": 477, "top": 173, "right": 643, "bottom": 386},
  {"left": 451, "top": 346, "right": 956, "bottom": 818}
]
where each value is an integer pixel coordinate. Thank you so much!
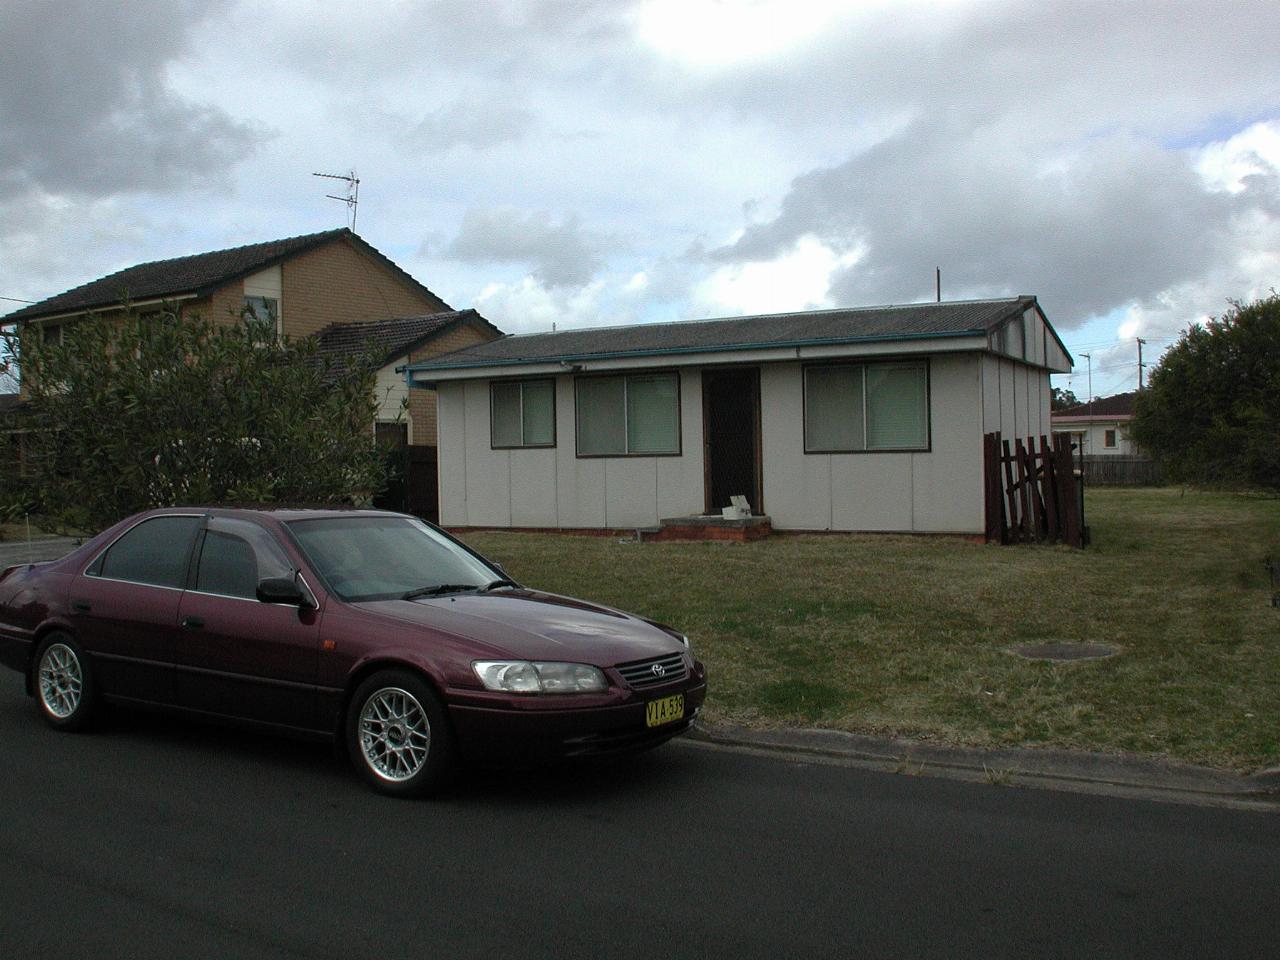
[
  {"left": 1131, "top": 294, "right": 1280, "bottom": 490},
  {"left": 1, "top": 305, "right": 392, "bottom": 532}
]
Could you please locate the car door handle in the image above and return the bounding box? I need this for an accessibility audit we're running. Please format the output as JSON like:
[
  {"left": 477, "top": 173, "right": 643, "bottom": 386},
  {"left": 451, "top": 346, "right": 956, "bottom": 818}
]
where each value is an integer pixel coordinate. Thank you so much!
[
  {"left": 181, "top": 616, "right": 205, "bottom": 630},
  {"left": 71, "top": 599, "right": 91, "bottom": 613}
]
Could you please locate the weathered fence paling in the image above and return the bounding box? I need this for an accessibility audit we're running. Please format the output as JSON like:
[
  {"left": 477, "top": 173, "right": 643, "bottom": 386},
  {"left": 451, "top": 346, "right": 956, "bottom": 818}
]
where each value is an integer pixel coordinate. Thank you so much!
[{"left": 983, "top": 431, "right": 1084, "bottom": 548}]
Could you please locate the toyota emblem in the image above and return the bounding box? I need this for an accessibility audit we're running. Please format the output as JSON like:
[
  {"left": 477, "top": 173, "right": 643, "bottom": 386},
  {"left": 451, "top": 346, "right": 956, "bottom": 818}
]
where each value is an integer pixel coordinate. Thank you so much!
[{"left": 651, "top": 662, "right": 666, "bottom": 678}]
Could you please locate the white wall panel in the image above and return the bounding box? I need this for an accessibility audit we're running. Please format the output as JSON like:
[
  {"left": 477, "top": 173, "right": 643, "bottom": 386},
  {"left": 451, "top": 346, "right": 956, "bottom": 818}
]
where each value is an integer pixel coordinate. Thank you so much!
[
  {"left": 436, "top": 382, "right": 467, "bottom": 526},
  {"left": 461, "top": 380, "right": 511, "bottom": 526},
  {"left": 830, "top": 454, "right": 913, "bottom": 530},
  {"left": 760, "top": 362, "right": 833, "bottom": 529},
  {"left": 911, "top": 354, "right": 984, "bottom": 532},
  {"left": 509, "top": 448, "right": 558, "bottom": 526},
  {"left": 603, "top": 459, "right": 659, "bottom": 528}
]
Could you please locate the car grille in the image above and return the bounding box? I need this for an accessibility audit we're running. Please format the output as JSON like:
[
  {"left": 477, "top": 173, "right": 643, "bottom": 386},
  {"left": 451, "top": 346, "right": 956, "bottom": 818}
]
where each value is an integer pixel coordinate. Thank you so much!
[{"left": 616, "top": 652, "right": 688, "bottom": 690}]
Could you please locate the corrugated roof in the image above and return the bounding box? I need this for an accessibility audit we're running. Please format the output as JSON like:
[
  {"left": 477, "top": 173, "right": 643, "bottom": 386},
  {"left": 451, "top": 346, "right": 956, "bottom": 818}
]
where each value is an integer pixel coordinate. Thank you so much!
[
  {"left": 410, "top": 297, "right": 1037, "bottom": 371},
  {"left": 4, "top": 229, "right": 448, "bottom": 322},
  {"left": 314, "top": 310, "right": 500, "bottom": 375},
  {"left": 1054, "top": 391, "right": 1136, "bottom": 418}
]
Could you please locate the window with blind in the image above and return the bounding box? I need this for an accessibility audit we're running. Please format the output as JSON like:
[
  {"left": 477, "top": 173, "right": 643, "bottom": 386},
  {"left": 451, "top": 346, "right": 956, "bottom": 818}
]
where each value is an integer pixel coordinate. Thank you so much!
[
  {"left": 576, "top": 372, "right": 680, "bottom": 456},
  {"left": 490, "top": 379, "right": 556, "bottom": 448},
  {"left": 804, "top": 362, "right": 928, "bottom": 452}
]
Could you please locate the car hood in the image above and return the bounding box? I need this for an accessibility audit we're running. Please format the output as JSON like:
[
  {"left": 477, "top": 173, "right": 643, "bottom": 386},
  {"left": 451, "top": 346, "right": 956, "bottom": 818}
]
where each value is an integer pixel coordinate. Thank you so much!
[{"left": 354, "top": 589, "right": 683, "bottom": 665}]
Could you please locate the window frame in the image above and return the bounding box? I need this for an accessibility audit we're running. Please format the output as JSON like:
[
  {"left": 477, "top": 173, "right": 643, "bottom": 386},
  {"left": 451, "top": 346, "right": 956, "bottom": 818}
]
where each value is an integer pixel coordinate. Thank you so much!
[
  {"left": 189, "top": 516, "right": 297, "bottom": 603},
  {"left": 489, "top": 378, "right": 557, "bottom": 450},
  {"left": 83, "top": 514, "right": 205, "bottom": 591},
  {"left": 242, "top": 295, "right": 281, "bottom": 340},
  {"left": 1104, "top": 428, "right": 1117, "bottom": 449},
  {"left": 802, "top": 359, "right": 931, "bottom": 455},
  {"left": 574, "top": 370, "right": 683, "bottom": 459}
]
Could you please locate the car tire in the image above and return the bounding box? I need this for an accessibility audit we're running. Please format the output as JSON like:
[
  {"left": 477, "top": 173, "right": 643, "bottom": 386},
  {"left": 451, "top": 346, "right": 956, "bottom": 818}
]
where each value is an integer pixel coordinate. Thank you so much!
[
  {"left": 32, "top": 632, "right": 96, "bottom": 732},
  {"left": 347, "top": 669, "right": 455, "bottom": 798}
]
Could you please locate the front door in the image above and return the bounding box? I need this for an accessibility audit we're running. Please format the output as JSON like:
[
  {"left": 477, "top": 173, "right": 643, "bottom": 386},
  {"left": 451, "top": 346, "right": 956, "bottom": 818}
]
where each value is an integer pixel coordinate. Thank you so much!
[
  {"left": 173, "top": 517, "right": 321, "bottom": 730},
  {"left": 702, "top": 367, "right": 762, "bottom": 514}
]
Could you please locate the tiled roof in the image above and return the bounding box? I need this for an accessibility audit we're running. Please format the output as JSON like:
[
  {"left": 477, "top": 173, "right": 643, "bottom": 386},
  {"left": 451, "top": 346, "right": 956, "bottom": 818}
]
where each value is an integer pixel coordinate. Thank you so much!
[
  {"left": 1053, "top": 391, "right": 1136, "bottom": 418},
  {"left": 4, "top": 229, "right": 447, "bottom": 322},
  {"left": 314, "top": 310, "right": 501, "bottom": 376},
  {"left": 410, "top": 297, "right": 1038, "bottom": 371}
]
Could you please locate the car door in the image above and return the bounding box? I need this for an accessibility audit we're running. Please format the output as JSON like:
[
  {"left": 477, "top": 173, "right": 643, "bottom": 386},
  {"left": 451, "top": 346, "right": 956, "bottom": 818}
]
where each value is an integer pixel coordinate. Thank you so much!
[
  {"left": 173, "top": 517, "right": 322, "bottom": 730},
  {"left": 71, "top": 514, "right": 203, "bottom": 705}
]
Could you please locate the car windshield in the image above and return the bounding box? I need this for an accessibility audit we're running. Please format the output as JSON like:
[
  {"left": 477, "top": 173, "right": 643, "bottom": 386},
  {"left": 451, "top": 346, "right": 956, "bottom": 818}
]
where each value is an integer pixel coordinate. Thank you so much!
[{"left": 286, "top": 516, "right": 497, "bottom": 602}]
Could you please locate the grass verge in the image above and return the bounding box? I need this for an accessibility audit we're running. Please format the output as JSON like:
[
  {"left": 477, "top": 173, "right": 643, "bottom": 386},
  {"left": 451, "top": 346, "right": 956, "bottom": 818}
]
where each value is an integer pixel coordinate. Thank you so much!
[{"left": 459, "top": 488, "right": 1280, "bottom": 772}]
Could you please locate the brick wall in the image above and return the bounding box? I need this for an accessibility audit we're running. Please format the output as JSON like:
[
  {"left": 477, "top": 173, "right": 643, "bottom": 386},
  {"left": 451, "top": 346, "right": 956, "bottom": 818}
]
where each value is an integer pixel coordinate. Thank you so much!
[
  {"left": 405, "top": 323, "right": 493, "bottom": 444},
  {"left": 280, "top": 237, "right": 449, "bottom": 339}
]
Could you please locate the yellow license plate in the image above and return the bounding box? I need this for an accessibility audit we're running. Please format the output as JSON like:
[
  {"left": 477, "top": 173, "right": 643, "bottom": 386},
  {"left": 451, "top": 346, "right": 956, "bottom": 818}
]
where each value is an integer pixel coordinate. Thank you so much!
[{"left": 645, "top": 694, "right": 685, "bottom": 728}]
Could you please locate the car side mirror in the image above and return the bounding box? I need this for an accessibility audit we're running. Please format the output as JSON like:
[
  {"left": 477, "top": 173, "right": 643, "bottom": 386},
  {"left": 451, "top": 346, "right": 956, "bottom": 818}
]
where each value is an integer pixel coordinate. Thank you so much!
[{"left": 257, "top": 576, "right": 306, "bottom": 606}]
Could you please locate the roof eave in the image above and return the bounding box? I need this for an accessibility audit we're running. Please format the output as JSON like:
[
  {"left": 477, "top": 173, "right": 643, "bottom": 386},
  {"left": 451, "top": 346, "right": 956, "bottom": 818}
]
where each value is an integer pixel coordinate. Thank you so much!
[{"left": 407, "top": 328, "right": 991, "bottom": 381}]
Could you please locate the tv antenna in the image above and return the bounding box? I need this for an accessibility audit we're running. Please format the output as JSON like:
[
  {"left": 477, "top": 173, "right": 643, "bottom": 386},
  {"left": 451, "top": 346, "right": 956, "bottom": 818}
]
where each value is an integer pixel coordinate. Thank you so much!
[{"left": 313, "top": 170, "right": 360, "bottom": 231}]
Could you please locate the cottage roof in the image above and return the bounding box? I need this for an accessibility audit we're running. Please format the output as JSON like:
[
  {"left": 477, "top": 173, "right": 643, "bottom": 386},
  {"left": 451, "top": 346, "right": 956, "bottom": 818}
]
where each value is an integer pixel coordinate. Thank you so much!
[
  {"left": 314, "top": 310, "right": 502, "bottom": 375},
  {"left": 1053, "top": 391, "right": 1137, "bottom": 419},
  {"left": 409, "top": 296, "right": 1051, "bottom": 372},
  {"left": 4, "top": 229, "right": 447, "bottom": 323}
]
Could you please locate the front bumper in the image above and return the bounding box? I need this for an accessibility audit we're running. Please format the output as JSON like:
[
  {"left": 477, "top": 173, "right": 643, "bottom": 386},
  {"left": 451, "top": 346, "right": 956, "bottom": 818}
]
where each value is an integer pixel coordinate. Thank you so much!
[{"left": 447, "top": 679, "right": 707, "bottom": 764}]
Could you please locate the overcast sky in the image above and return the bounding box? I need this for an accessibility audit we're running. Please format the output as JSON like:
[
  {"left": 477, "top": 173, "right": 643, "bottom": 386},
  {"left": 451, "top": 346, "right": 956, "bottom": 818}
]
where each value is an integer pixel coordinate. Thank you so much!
[{"left": 3, "top": 0, "right": 1278, "bottom": 398}]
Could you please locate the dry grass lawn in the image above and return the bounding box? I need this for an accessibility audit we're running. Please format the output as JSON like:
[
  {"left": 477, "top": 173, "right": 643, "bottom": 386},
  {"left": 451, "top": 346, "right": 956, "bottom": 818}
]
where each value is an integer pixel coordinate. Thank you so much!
[{"left": 459, "top": 488, "right": 1280, "bottom": 772}]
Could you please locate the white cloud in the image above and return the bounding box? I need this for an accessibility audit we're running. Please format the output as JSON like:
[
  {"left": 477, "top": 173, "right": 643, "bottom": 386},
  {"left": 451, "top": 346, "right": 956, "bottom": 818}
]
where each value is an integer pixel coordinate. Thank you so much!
[
  {"left": 694, "top": 234, "right": 861, "bottom": 316},
  {"left": 1198, "top": 120, "right": 1280, "bottom": 193}
]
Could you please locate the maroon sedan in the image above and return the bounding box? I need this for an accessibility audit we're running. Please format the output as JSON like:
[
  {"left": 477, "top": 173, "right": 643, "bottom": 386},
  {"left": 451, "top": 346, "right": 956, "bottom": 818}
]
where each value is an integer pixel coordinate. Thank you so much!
[{"left": 0, "top": 508, "right": 706, "bottom": 796}]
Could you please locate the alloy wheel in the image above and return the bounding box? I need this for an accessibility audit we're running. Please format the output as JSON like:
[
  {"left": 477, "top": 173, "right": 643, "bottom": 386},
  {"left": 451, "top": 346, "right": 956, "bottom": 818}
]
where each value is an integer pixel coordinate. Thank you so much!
[
  {"left": 358, "top": 687, "right": 432, "bottom": 782},
  {"left": 38, "top": 642, "right": 83, "bottom": 719}
]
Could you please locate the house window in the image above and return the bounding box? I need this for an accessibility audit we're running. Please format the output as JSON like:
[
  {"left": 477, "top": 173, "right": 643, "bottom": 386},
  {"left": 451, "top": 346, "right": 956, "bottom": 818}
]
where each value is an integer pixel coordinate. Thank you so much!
[
  {"left": 375, "top": 421, "right": 408, "bottom": 448},
  {"left": 1104, "top": 429, "right": 1117, "bottom": 448},
  {"left": 41, "top": 323, "right": 61, "bottom": 345},
  {"left": 804, "top": 362, "right": 928, "bottom": 452},
  {"left": 242, "top": 296, "right": 279, "bottom": 339},
  {"left": 576, "top": 372, "right": 679, "bottom": 456},
  {"left": 491, "top": 379, "right": 555, "bottom": 448}
]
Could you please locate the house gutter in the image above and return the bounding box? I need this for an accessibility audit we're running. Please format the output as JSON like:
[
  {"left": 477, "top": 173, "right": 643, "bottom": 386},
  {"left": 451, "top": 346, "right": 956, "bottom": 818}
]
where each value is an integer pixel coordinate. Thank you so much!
[{"left": 18, "top": 293, "right": 201, "bottom": 326}]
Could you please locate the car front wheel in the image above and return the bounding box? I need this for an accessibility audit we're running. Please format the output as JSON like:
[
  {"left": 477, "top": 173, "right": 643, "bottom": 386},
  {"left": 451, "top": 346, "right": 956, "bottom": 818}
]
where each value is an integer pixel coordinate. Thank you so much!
[
  {"left": 347, "top": 670, "right": 455, "bottom": 797},
  {"left": 33, "top": 633, "right": 96, "bottom": 731}
]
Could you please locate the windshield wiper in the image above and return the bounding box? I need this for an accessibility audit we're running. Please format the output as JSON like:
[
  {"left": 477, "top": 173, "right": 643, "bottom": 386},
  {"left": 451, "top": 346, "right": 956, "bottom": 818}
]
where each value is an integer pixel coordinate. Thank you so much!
[
  {"left": 481, "top": 578, "right": 520, "bottom": 592},
  {"left": 401, "top": 583, "right": 481, "bottom": 600}
]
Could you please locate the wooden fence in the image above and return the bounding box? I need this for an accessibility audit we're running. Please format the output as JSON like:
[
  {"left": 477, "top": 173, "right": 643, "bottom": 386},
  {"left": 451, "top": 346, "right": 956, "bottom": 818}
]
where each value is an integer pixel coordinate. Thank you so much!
[
  {"left": 983, "top": 432, "right": 1085, "bottom": 548},
  {"left": 1080, "top": 456, "right": 1161, "bottom": 486}
]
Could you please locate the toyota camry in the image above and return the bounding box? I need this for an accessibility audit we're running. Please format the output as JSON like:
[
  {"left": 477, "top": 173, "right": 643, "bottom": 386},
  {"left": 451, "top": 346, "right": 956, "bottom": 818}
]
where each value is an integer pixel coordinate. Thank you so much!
[{"left": 0, "top": 508, "right": 707, "bottom": 796}]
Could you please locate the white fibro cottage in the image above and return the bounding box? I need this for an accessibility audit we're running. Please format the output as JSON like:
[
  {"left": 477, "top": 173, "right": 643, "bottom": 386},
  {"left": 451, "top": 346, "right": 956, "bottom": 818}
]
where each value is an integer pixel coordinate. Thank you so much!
[{"left": 405, "top": 297, "right": 1073, "bottom": 536}]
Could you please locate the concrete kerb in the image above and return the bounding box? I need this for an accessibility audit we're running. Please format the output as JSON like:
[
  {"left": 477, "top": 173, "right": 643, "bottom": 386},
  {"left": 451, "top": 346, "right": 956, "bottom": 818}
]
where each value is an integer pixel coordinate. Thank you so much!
[{"left": 688, "top": 722, "right": 1280, "bottom": 809}]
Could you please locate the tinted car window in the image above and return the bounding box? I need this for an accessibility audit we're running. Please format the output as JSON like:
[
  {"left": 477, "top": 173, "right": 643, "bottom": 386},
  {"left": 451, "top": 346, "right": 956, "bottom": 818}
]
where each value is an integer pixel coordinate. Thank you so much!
[
  {"left": 287, "top": 516, "right": 494, "bottom": 602},
  {"left": 195, "top": 518, "right": 294, "bottom": 600},
  {"left": 94, "top": 516, "right": 202, "bottom": 588}
]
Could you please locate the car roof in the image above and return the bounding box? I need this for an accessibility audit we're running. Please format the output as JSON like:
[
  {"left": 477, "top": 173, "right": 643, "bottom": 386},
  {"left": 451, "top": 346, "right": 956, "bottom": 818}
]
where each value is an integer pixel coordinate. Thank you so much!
[{"left": 145, "top": 506, "right": 415, "bottom": 523}]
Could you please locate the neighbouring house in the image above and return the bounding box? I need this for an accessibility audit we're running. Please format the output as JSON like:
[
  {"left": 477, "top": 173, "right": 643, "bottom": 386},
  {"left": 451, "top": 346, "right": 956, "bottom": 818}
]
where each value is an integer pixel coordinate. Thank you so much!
[
  {"left": 0, "top": 229, "right": 505, "bottom": 510},
  {"left": 314, "top": 310, "right": 503, "bottom": 447},
  {"left": 2, "top": 227, "right": 453, "bottom": 350},
  {"left": 1050, "top": 391, "right": 1138, "bottom": 456},
  {"left": 406, "top": 296, "right": 1073, "bottom": 535},
  {"left": 1050, "top": 390, "right": 1159, "bottom": 485}
]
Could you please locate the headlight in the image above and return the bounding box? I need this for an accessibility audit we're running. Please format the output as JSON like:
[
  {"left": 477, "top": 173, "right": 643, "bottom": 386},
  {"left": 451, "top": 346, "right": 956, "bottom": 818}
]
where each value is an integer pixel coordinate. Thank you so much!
[{"left": 473, "top": 660, "right": 608, "bottom": 694}]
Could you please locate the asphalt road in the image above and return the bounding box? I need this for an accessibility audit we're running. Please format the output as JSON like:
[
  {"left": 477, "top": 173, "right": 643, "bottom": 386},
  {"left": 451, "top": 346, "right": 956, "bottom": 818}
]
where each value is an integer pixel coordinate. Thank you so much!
[{"left": 1, "top": 677, "right": 1278, "bottom": 960}]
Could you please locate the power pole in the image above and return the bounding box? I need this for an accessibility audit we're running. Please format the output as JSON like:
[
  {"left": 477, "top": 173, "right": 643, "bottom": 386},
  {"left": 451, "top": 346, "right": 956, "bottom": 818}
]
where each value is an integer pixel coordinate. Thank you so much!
[
  {"left": 1080, "top": 352, "right": 1092, "bottom": 410},
  {"left": 1136, "top": 337, "right": 1147, "bottom": 390}
]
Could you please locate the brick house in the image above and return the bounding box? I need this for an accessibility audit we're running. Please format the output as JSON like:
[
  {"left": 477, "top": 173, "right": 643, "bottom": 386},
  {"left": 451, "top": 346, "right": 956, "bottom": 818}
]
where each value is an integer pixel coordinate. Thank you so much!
[{"left": 2, "top": 228, "right": 502, "bottom": 446}]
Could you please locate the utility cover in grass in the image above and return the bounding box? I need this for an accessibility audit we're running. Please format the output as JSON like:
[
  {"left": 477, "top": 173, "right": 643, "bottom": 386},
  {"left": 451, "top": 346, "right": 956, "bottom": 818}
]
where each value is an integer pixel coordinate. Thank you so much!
[{"left": 1012, "top": 641, "right": 1120, "bottom": 662}]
